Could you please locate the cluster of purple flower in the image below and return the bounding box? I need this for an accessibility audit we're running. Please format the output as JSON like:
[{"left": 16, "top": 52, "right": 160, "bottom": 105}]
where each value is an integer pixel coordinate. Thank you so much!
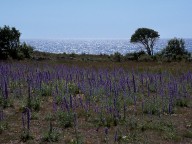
[{"left": 0, "top": 62, "right": 191, "bottom": 142}]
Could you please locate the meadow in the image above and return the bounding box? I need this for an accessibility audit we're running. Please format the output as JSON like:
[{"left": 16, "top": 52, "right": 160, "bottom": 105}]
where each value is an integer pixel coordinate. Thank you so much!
[{"left": 0, "top": 60, "right": 192, "bottom": 144}]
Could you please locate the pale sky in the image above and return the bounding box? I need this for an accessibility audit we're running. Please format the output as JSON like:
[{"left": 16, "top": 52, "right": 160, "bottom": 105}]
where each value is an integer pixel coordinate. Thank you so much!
[{"left": 0, "top": 0, "right": 192, "bottom": 39}]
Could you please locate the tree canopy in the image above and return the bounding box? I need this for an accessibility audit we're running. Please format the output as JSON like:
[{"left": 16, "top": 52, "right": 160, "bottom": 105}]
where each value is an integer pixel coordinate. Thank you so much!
[
  {"left": 130, "top": 28, "right": 160, "bottom": 56},
  {"left": 0, "top": 25, "right": 33, "bottom": 60},
  {"left": 0, "top": 26, "right": 21, "bottom": 59}
]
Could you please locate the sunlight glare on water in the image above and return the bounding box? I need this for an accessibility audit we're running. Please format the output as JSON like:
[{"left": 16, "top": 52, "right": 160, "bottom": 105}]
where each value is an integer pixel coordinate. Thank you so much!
[{"left": 22, "top": 39, "right": 192, "bottom": 55}]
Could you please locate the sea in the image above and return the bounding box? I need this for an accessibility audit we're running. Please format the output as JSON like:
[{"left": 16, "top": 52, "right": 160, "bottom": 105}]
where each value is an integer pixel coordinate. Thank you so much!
[{"left": 22, "top": 39, "right": 192, "bottom": 55}]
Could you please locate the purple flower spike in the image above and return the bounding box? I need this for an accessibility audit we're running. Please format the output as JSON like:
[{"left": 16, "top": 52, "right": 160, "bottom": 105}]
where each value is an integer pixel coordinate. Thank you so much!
[
  {"left": 70, "top": 94, "right": 73, "bottom": 109},
  {"left": 26, "top": 108, "right": 30, "bottom": 130},
  {"left": 63, "top": 97, "right": 69, "bottom": 112},
  {"left": 74, "top": 113, "right": 77, "bottom": 127},
  {"left": 22, "top": 107, "right": 31, "bottom": 131},
  {"left": 132, "top": 74, "right": 136, "bottom": 93},
  {"left": 22, "top": 111, "right": 26, "bottom": 129},
  {"left": 0, "top": 110, "right": 4, "bottom": 121},
  {"left": 105, "top": 127, "right": 108, "bottom": 135},
  {"left": 114, "top": 130, "right": 118, "bottom": 142}
]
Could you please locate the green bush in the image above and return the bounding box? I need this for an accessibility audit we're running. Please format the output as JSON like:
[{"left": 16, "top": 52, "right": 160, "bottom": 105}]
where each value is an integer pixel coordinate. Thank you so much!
[
  {"left": 31, "top": 97, "right": 41, "bottom": 111},
  {"left": 19, "top": 42, "right": 34, "bottom": 59},
  {"left": 68, "top": 82, "right": 79, "bottom": 95},
  {"left": 138, "top": 54, "right": 153, "bottom": 62},
  {"left": 0, "top": 121, "right": 8, "bottom": 134},
  {"left": 124, "top": 50, "right": 146, "bottom": 61},
  {"left": 112, "top": 52, "right": 122, "bottom": 62},
  {"left": 161, "top": 38, "right": 190, "bottom": 61},
  {"left": 20, "top": 130, "right": 33, "bottom": 142},
  {"left": 57, "top": 111, "right": 74, "bottom": 128}
]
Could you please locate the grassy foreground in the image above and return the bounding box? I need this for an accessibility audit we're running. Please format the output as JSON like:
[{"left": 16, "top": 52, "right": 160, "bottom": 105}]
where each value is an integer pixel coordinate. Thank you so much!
[{"left": 0, "top": 60, "right": 192, "bottom": 144}]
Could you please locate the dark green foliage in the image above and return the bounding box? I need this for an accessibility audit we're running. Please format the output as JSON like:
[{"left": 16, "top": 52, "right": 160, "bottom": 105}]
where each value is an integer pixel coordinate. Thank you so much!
[
  {"left": 31, "top": 98, "right": 41, "bottom": 111},
  {"left": 130, "top": 28, "right": 160, "bottom": 56},
  {"left": 1, "top": 98, "right": 13, "bottom": 109},
  {"left": 69, "top": 52, "right": 76, "bottom": 58},
  {"left": 128, "top": 116, "right": 138, "bottom": 130},
  {"left": 176, "top": 98, "right": 188, "bottom": 107},
  {"left": 42, "top": 122, "right": 59, "bottom": 142},
  {"left": 19, "top": 42, "right": 34, "bottom": 59},
  {"left": 124, "top": 50, "right": 146, "bottom": 61},
  {"left": 57, "top": 111, "right": 74, "bottom": 128},
  {"left": 0, "top": 25, "right": 33, "bottom": 60},
  {"left": 20, "top": 130, "right": 33, "bottom": 142},
  {"left": 30, "top": 112, "right": 39, "bottom": 120},
  {"left": 42, "top": 131, "right": 59, "bottom": 142},
  {"left": 0, "top": 121, "right": 8, "bottom": 134},
  {"left": 0, "top": 25, "right": 20, "bottom": 59},
  {"left": 45, "top": 113, "right": 56, "bottom": 121},
  {"left": 143, "top": 101, "right": 160, "bottom": 115},
  {"left": 56, "top": 95, "right": 63, "bottom": 104},
  {"left": 161, "top": 38, "right": 190, "bottom": 61},
  {"left": 26, "top": 92, "right": 32, "bottom": 109},
  {"left": 41, "top": 83, "right": 52, "bottom": 97},
  {"left": 112, "top": 52, "right": 122, "bottom": 62},
  {"left": 140, "top": 120, "right": 180, "bottom": 140},
  {"left": 68, "top": 82, "right": 79, "bottom": 95},
  {"left": 94, "top": 115, "right": 119, "bottom": 128},
  {"left": 138, "top": 54, "right": 153, "bottom": 62},
  {"left": 183, "top": 130, "right": 192, "bottom": 138}
]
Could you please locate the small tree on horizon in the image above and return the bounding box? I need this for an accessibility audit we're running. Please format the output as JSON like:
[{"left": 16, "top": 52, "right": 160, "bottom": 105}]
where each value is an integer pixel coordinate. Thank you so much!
[
  {"left": 130, "top": 28, "right": 160, "bottom": 56},
  {"left": 161, "top": 38, "right": 190, "bottom": 61}
]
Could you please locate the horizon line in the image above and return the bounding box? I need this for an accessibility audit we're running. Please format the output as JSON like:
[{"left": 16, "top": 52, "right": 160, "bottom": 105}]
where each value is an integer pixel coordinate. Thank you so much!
[{"left": 21, "top": 37, "right": 192, "bottom": 40}]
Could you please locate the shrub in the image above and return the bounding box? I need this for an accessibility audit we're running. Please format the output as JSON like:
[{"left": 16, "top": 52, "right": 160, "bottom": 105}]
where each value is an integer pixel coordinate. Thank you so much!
[
  {"left": 20, "top": 130, "right": 33, "bottom": 142},
  {"left": 0, "top": 121, "right": 8, "bottom": 134},
  {"left": 42, "top": 122, "right": 60, "bottom": 142},
  {"left": 31, "top": 97, "right": 41, "bottom": 111},
  {"left": 113, "top": 52, "right": 122, "bottom": 62},
  {"left": 69, "top": 53, "right": 76, "bottom": 58},
  {"left": 19, "top": 42, "right": 34, "bottom": 59},
  {"left": 124, "top": 50, "right": 146, "bottom": 61},
  {"left": 57, "top": 111, "right": 74, "bottom": 128},
  {"left": 138, "top": 54, "right": 153, "bottom": 62},
  {"left": 161, "top": 38, "right": 190, "bottom": 61},
  {"left": 68, "top": 82, "right": 79, "bottom": 95}
]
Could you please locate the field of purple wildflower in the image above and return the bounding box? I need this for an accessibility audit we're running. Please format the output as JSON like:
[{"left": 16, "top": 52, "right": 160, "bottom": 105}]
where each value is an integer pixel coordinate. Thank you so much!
[{"left": 0, "top": 61, "right": 192, "bottom": 143}]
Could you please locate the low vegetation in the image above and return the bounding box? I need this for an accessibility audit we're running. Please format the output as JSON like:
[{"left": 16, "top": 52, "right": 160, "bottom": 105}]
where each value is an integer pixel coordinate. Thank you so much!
[{"left": 0, "top": 61, "right": 192, "bottom": 143}]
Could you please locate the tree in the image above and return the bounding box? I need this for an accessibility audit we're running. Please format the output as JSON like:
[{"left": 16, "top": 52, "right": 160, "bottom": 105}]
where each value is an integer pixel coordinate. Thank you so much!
[
  {"left": 0, "top": 25, "right": 21, "bottom": 59},
  {"left": 161, "top": 38, "right": 190, "bottom": 61},
  {"left": 130, "top": 28, "right": 160, "bottom": 56},
  {"left": 0, "top": 25, "right": 33, "bottom": 60}
]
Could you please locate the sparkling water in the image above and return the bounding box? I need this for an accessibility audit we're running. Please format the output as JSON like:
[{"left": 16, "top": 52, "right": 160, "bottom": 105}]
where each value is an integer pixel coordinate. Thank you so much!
[{"left": 22, "top": 39, "right": 192, "bottom": 55}]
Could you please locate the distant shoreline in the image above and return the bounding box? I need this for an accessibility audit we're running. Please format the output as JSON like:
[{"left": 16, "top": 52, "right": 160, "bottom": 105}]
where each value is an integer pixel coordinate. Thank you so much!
[{"left": 21, "top": 39, "right": 192, "bottom": 55}]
